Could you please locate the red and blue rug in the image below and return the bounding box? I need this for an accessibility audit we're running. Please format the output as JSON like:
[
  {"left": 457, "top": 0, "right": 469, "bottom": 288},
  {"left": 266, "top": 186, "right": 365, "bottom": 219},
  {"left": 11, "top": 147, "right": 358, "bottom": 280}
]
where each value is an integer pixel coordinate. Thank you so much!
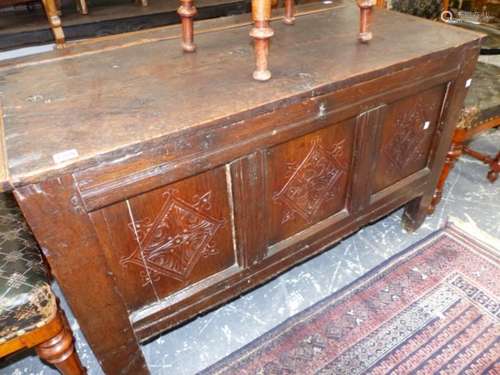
[{"left": 201, "top": 225, "right": 500, "bottom": 374}]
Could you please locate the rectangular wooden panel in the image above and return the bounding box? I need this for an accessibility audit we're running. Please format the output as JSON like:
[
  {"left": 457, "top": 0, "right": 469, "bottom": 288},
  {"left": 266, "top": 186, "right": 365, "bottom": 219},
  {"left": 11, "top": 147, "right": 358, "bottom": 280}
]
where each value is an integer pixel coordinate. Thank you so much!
[
  {"left": 265, "top": 118, "right": 355, "bottom": 247},
  {"left": 90, "top": 167, "right": 237, "bottom": 311},
  {"left": 372, "top": 84, "right": 448, "bottom": 193}
]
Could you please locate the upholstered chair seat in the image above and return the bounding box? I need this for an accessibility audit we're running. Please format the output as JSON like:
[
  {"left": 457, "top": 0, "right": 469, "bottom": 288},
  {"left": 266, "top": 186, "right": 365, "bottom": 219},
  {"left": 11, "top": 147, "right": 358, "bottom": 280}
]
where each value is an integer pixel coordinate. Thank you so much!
[
  {"left": 390, "top": 0, "right": 443, "bottom": 19},
  {"left": 0, "top": 192, "right": 85, "bottom": 374},
  {"left": 457, "top": 62, "right": 500, "bottom": 129},
  {"left": 0, "top": 193, "right": 57, "bottom": 344}
]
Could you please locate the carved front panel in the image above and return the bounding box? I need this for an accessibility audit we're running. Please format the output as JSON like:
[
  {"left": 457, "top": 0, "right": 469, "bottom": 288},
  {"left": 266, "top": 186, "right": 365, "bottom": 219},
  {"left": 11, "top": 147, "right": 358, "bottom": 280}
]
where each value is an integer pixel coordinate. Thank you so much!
[
  {"left": 373, "top": 85, "right": 447, "bottom": 192},
  {"left": 266, "top": 119, "right": 355, "bottom": 246},
  {"left": 90, "top": 167, "right": 235, "bottom": 311}
]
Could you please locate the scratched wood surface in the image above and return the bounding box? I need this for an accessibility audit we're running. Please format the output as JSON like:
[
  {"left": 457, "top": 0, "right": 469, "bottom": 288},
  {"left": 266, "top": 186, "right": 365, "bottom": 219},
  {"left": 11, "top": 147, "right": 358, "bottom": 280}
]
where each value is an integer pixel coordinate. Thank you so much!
[{"left": 0, "top": 0, "right": 482, "bottom": 189}]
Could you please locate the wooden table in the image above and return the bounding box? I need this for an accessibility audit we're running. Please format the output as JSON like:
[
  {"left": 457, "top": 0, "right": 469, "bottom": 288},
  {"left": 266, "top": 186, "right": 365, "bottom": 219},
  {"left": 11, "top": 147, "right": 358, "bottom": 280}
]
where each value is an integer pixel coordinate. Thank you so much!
[{"left": 0, "top": 2, "right": 483, "bottom": 373}]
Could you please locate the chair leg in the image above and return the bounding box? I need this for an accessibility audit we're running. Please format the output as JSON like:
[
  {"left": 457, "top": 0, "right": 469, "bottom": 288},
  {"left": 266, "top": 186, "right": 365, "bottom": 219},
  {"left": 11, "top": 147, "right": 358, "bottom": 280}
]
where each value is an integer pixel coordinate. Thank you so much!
[
  {"left": 35, "top": 311, "right": 86, "bottom": 375},
  {"left": 462, "top": 146, "right": 499, "bottom": 183},
  {"left": 250, "top": 0, "right": 274, "bottom": 81},
  {"left": 41, "top": 0, "right": 65, "bottom": 47},
  {"left": 76, "top": 0, "right": 88, "bottom": 15},
  {"left": 283, "top": 0, "right": 295, "bottom": 25},
  {"left": 429, "top": 134, "right": 464, "bottom": 214},
  {"left": 487, "top": 152, "right": 499, "bottom": 182}
]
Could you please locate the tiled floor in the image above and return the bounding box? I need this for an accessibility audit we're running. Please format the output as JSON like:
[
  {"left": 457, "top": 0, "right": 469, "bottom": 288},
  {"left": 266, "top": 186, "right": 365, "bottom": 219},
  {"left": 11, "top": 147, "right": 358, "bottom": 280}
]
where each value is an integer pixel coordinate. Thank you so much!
[{"left": 1, "top": 59, "right": 499, "bottom": 375}]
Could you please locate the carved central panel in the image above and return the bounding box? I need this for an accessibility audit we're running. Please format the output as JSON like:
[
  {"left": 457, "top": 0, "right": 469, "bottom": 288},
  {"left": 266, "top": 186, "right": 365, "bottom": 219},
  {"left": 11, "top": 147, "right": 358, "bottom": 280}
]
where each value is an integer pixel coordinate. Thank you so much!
[
  {"left": 383, "top": 99, "right": 434, "bottom": 172},
  {"left": 121, "top": 190, "right": 225, "bottom": 284},
  {"left": 273, "top": 138, "right": 347, "bottom": 224}
]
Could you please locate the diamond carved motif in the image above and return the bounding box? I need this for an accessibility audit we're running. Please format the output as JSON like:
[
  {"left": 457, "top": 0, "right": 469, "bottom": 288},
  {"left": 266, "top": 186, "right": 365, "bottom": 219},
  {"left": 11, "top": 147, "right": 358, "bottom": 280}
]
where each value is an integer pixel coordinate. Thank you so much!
[
  {"left": 383, "top": 98, "right": 436, "bottom": 172},
  {"left": 273, "top": 137, "right": 347, "bottom": 224},
  {"left": 120, "top": 190, "right": 225, "bottom": 285}
]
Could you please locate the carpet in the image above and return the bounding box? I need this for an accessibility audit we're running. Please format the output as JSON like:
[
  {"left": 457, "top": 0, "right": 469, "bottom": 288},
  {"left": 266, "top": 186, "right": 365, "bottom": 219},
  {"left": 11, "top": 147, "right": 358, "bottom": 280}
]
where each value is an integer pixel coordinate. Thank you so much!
[{"left": 201, "top": 225, "right": 500, "bottom": 374}]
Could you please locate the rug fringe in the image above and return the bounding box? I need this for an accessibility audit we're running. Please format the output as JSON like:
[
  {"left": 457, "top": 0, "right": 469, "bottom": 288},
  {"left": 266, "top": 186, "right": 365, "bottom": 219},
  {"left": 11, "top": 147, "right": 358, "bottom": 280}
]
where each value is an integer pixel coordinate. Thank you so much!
[{"left": 447, "top": 216, "right": 500, "bottom": 252}]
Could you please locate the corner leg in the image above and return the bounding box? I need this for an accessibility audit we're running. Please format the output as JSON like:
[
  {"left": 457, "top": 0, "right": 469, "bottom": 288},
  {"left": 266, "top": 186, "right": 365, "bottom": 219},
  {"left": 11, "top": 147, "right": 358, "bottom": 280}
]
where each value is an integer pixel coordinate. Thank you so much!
[
  {"left": 250, "top": 0, "right": 274, "bottom": 81},
  {"left": 36, "top": 311, "right": 86, "bottom": 375},
  {"left": 178, "top": 0, "right": 197, "bottom": 52},
  {"left": 283, "top": 0, "right": 295, "bottom": 25},
  {"left": 357, "top": 0, "right": 375, "bottom": 42},
  {"left": 402, "top": 195, "right": 432, "bottom": 232},
  {"left": 41, "top": 0, "right": 65, "bottom": 47},
  {"left": 429, "top": 133, "right": 463, "bottom": 213}
]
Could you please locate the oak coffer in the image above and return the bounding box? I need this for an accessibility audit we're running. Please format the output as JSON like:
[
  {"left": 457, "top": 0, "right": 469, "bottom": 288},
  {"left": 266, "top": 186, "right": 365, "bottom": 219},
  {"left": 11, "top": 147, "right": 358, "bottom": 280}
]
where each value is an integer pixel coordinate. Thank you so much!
[{"left": 0, "top": 1, "right": 483, "bottom": 373}]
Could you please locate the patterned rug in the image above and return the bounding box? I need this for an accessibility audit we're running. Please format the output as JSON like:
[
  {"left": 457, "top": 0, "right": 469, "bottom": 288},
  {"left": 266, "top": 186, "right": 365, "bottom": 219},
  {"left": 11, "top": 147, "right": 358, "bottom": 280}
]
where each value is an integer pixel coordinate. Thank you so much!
[{"left": 201, "top": 225, "right": 500, "bottom": 374}]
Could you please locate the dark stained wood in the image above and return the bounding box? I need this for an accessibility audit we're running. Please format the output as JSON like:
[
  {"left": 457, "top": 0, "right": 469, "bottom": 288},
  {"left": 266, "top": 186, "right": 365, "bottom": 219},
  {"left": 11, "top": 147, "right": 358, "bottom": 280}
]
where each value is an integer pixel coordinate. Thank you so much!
[
  {"left": 403, "top": 43, "right": 482, "bottom": 231},
  {"left": 0, "top": 1, "right": 483, "bottom": 188},
  {"left": 230, "top": 151, "right": 268, "bottom": 267},
  {"left": 372, "top": 84, "right": 447, "bottom": 193},
  {"left": 266, "top": 118, "right": 355, "bottom": 246},
  {"left": 14, "top": 176, "right": 149, "bottom": 375},
  {"left": 0, "top": 3, "right": 484, "bottom": 374}
]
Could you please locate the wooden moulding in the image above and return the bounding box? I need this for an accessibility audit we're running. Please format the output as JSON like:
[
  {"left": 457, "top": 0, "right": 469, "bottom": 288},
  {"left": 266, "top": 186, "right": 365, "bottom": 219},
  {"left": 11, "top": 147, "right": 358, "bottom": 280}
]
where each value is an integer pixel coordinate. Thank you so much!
[
  {"left": 357, "top": 0, "right": 375, "bottom": 43},
  {"left": 250, "top": 0, "right": 274, "bottom": 81},
  {"left": 178, "top": 0, "right": 197, "bottom": 52}
]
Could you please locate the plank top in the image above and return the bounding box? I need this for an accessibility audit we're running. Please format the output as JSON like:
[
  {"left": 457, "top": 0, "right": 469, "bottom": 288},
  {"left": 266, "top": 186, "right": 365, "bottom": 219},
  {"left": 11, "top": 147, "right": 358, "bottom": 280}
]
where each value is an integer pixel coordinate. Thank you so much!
[{"left": 0, "top": 1, "right": 482, "bottom": 189}]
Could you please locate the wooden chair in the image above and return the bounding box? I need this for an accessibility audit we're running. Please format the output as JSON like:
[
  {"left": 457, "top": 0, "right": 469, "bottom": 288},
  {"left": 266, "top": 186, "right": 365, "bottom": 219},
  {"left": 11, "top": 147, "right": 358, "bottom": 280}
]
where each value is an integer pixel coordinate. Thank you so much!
[
  {"left": 75, "top": 0, "right": 148, "bottom": 16},
  {"left": 430, "top": 62, "right": 500, "bottom": 211},
  {"left": 0, "top": 0, "right": 64, "bottom": 47},
  {"left": 177, "top": 0, "right": 380, "bottom": 81},
  {"left": 0, "top": 192, "right": 85, "bottom": 374}
]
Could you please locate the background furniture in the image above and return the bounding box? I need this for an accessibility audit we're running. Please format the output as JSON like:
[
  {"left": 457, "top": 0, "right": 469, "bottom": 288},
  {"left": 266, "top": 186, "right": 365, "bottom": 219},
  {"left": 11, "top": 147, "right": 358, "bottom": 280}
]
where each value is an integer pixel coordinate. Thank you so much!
[
  {"left": 388, "top": 0, "right": 444, "bottom": 18},
  {"left": 0, "top": 193, "right": 85, "bottom": 374},
  {"left": 0, "top": 0, "right": 64, "bottom": 46},
  {"left": 431, "top": 62, "right": 500, "bottom": 210},
  {"left": 0, "top": 2, "right": 482, "bottom": 373}
]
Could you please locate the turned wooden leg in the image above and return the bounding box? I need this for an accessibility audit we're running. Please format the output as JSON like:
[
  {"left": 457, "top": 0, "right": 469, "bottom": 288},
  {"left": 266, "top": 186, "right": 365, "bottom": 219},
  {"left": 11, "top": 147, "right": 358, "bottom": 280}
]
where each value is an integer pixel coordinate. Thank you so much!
[
  {"left": 36, "top": 311, "right": 86, "bottom": 375},
  {"left": 357, "top": 0, "right": 375, "bottom": 43},
  {"left": 76, "top": 0, "right": 88, "bottom": 15},
  {"left": 462, "top": 147, "right": 500, "bottom": 183},
  {"left": 487, "top": 152, "right": 499, "bottom": 182},
  {"left": 429, "top": 134, "right": 464, "bottom": 213},
  {"left": 41, "top": 0, "right": 65, "bottom": 48},
  {"left": 250, "top": 0, "right": 274, "bottom": 81},
  {"left": 283, "top": 0, "right": 295, "bottom": 25},
  {"left": 178, "top": 0, "right": 197, "bottom": 52}
]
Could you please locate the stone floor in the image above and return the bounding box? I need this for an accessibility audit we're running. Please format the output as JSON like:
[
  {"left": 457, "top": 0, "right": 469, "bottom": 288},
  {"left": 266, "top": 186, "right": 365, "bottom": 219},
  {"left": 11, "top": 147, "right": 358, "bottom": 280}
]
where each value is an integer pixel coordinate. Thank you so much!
[{"left": 1, "top": 58, "right": 499, "bottom": 375}]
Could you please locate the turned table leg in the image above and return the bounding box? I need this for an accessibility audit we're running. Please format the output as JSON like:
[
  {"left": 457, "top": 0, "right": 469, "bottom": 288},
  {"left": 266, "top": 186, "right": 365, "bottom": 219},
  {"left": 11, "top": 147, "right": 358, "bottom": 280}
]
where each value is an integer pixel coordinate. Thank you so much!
[
  {"left": 36, "top": 311, "right": 86, "bottom": 375},
  {"left": 283, "top": 0, "right": 295, "bottom": 25},
  {"left": 250, "top": 0, "right": 274, "bottom": 81},
  {"left": 178, "top": 0, "right": 197, "bottom": 52},
  {"left": 41, "top": 0, "right": 65, "bottom": 47},
  {"left": 357, "top": 0, "right": 375, "bottom": 43}
]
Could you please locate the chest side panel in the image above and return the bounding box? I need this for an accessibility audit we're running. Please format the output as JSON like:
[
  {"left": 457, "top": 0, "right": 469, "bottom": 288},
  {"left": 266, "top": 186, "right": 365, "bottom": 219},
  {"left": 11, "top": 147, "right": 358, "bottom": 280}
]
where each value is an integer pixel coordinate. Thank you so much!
[{"left": 372, "top": 84, "right": 448, "bottom": 193}]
